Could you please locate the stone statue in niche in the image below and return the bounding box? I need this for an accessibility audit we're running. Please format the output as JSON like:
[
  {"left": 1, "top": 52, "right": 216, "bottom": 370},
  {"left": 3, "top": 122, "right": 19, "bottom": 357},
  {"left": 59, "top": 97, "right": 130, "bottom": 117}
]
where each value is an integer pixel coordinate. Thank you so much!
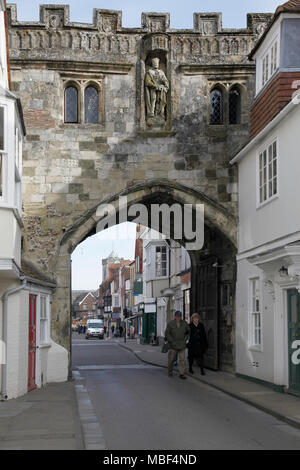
[{"left": 145, "top": 57, "right": 169, "bottom": 127}]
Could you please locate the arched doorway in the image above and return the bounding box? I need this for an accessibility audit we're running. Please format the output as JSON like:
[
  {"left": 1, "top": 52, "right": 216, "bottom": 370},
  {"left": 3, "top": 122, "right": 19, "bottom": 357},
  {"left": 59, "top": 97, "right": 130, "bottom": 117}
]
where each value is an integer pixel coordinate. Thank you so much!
[{"left": 49, "top": 180, "right": 237, "bottom": 377}]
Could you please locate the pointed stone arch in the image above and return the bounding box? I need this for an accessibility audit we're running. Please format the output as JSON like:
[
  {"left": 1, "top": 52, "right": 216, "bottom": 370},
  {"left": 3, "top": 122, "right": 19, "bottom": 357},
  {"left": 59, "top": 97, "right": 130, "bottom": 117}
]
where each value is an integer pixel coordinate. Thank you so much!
[{"left": 51, "top": 179, "right": 237, "bottom": 369}]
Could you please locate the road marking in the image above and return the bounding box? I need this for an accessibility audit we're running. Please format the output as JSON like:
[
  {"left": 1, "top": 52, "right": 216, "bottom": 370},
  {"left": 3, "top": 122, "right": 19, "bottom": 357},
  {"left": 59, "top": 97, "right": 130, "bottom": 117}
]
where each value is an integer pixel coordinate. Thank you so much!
[
  {"left": 72, "top": 343, "right": 113, "bottom": 346},
  {"left": 76, "top": 364, "right": 159, "bottom": 370}
]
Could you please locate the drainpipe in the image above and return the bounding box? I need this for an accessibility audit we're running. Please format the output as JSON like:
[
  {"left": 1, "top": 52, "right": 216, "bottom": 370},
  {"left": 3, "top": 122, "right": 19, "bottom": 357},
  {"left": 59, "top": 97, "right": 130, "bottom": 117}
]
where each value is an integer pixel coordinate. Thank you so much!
[{"left": 1, "top": 276, "right": 27, "bottom": 400}]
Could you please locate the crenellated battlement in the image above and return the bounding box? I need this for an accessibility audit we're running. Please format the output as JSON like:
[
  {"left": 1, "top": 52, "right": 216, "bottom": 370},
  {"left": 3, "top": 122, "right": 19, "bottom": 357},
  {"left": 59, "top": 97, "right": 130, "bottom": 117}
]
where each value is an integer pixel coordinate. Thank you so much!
[
  {"left": 7, "top": 4, "right": 272, "bottom": 35},
  {"left": 6, "top": 4, "right": 273, "bottom": 63}
]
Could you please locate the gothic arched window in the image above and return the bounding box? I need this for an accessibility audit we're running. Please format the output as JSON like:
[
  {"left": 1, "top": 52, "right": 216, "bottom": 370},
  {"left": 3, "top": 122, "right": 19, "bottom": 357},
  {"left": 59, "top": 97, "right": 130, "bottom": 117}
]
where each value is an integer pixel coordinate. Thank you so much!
[
  {"left": 84, "top": 86, "right": 99, "bottom": 124},
  {"left": 210, "top": 88, "right": 223, "bottom": 125},
  {"left": 64, "top": 86, "right": 78, "bottom": 123},
  {"left": 229, "top": 87, "right": 241, "bottom": 125}
]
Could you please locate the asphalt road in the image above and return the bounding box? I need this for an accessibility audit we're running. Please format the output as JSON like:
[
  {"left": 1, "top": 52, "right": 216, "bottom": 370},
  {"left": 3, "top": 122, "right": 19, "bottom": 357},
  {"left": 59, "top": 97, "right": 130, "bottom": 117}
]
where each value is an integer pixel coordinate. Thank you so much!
[{"left": 72, "top": 336, "right": 300, "bottom": 450}]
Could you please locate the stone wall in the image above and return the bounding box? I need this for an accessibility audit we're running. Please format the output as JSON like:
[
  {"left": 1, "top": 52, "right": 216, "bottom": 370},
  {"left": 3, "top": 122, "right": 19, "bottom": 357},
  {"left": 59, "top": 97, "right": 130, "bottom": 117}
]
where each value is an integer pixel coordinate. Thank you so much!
[{"left": 7, "top": 4, "right": 272, "bottom": 370}]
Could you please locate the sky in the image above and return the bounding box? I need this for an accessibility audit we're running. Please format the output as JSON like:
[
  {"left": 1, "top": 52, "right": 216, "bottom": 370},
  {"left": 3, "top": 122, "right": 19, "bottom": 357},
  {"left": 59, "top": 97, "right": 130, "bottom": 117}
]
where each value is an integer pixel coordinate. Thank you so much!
[
  {"left": 72, "top": 223, "right": 136, "bottom": 291},
  {"left": 15, "top": 1, "right": 282, "bottom": 29},
  {"left": 17, "top": 0, "right": 282, "bottom": 290}
]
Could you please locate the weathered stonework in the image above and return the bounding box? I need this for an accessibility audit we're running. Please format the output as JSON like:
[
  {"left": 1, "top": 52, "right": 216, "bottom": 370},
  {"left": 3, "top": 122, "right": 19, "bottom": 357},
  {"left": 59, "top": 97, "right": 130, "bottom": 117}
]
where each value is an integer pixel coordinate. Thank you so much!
[{"left": 7, "top": 4, "right": 273, "bottom": 372}]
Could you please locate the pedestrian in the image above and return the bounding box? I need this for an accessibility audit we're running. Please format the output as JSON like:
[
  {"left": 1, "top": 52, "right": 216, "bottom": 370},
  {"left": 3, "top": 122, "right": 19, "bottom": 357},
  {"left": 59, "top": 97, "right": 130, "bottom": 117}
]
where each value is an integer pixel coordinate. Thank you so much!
[
  {"left": 165, "top": 310, "right": 190, "bottom": 380},
  {"left": 111, "top": 325, "right": 115, "bottom": 336},
  {"left": 130, "top": 325, "right": 135, "bottom": 339},
  {"left": 119, "top": 325, "right": 123, "bottom": 338},
  {"left": 187, "top": 313, "right": 208, "bottom": 376}
]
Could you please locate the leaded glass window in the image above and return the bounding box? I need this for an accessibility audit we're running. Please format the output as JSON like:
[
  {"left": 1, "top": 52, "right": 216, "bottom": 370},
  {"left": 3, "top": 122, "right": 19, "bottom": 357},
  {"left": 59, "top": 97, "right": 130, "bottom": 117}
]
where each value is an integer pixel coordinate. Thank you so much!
[
  {"left": 85, "top": 86, "right": 99, "bottom": 124},
  {"left": 65, "top": 86, "right": 78, "bottom": 123},
  {"left": 229, "top": 87, "right": 241, "bottom": 125},
  {"left": 210, "top": 88, "right": 223, "bottom": 125}
]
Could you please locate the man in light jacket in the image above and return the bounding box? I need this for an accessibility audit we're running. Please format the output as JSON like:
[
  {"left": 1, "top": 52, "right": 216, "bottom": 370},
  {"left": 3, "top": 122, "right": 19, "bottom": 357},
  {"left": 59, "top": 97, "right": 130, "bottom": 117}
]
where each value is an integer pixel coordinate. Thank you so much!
[{"left": 165, "top": 310, "right": 190, "bottom": 379}]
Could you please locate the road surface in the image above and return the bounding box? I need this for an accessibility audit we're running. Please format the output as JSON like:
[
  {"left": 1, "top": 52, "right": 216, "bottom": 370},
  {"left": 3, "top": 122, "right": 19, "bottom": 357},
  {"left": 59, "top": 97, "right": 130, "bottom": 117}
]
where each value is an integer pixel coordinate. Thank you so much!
[{"left": 72, "top": 336, "right": 300, "bottom": 450}]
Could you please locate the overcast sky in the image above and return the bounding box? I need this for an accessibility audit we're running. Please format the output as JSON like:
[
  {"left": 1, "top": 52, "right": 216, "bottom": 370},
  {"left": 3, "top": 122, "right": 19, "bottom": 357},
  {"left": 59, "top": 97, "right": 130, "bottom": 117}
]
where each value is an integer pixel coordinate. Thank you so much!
[
  {"left": 15, "top": 0, "right": 281, "bottom": 28},
  {"left": 17, "top": 0, "right": 282, "bottom": 290}
]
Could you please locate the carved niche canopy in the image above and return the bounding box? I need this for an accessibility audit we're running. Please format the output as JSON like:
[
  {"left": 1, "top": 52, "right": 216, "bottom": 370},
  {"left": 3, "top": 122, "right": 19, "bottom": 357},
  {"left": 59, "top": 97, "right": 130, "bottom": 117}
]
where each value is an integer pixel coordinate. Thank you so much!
[{"left": 143, "top": 33, "right": 170, "bottom": 53}]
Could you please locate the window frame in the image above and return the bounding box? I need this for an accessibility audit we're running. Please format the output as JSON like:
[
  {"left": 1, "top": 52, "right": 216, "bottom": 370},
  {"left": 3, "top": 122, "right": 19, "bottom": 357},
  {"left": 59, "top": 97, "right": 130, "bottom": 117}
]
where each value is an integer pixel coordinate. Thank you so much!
[
  {"left": 248, "top": 278, "right": 263, "bottom": 351},
  {"left": 259, "top": 36, "right": 279, "bottom": 91},
  {"left": 0, "top": 104, "right": 7, "bottom": 202},
  {"left": 84, "top": 84, "right": 100, "bottom": 124},
  {"left": 63, "top": 78, "right": 102, "bottom": 126},
  {"left": 39, "top": 294, "right": 50, "bottom": 346},
  {"left": 257, "top": 138, "right": 279, "bottom": 208},
  {"left": 155, "top": 244, "right": 168, "bottom": 279},
  {"left": 210, "top": 86, "right": 224, "bottom": 126},
  {"left": 64, "top": 84, "right": 79, "bottom": 124},
  {"left": 228, "top": 85, "right": 242, "bottom": 125}
]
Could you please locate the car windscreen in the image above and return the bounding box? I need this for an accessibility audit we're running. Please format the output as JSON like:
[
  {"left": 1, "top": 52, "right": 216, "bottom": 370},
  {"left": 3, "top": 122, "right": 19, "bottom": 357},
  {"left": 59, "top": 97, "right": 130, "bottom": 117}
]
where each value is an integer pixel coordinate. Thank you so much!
[{"left": 88, "top": 323, "right": 103, "bottom": 328}]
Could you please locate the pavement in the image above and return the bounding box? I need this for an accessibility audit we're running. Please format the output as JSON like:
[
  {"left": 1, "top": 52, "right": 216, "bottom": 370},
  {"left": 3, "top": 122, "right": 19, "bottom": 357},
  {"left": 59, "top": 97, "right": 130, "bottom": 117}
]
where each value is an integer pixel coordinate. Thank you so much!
[
  {"left": 1, "top": 335, "right": 300, "bottom": 450},
  {"left": 0, "top": 381, "right": 84, "bottom": 450},
  {"left": 118, "top": 338, "right": 300, "bottom": 432}
]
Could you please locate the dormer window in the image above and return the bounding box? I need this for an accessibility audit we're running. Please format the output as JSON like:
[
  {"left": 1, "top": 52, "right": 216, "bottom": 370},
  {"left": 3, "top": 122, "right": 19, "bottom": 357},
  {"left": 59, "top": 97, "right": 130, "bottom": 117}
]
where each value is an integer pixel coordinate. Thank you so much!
[
  {"left": 262, "top": 54, "right": 269, "bottom": 87},
  {"left": 261, "top": 39, "right": 279, "bottom": 89},
  {"left": 270, "top": 42, "right": 278, "bottom": 76}
]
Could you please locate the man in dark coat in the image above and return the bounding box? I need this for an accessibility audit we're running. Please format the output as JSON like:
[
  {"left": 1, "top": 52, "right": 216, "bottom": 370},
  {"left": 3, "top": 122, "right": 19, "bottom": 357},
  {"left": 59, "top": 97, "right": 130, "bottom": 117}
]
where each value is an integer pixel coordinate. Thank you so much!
[
  {"left": 188, "top": 313, "right": 208, "bottom": 375},
  {"left": 165, "top": 310, "right": 190, "bottom": 379}
]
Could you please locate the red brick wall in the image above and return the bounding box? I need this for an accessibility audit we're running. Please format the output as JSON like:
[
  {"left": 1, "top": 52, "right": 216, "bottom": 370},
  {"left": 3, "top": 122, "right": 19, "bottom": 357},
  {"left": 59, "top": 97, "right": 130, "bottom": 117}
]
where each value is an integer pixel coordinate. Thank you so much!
[
  {"left": 250, "top": 72, "right": 300, "bottom": 140},
  {"left": 24, "top": 110, "right": 55, "bottom": 130},
  {"left": 181, "top": 271, "right": 191, "bottom": 286},
  {"left": 80, "top": 293, "right": 94, "bottom": 311}
]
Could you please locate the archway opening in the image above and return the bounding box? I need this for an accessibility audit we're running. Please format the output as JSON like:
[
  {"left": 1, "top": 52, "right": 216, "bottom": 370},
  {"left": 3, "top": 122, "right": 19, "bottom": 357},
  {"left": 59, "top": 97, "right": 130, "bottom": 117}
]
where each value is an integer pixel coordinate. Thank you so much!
[{"left": 57, "top": 182, "right": 237, "bottom": 374}]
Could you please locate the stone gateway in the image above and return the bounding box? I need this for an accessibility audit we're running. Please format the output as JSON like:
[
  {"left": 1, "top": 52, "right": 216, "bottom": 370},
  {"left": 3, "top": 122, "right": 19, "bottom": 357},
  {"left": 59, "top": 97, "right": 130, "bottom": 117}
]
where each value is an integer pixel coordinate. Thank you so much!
[{"left": 7, "top": 4, "right": 272, "bottom": 377}]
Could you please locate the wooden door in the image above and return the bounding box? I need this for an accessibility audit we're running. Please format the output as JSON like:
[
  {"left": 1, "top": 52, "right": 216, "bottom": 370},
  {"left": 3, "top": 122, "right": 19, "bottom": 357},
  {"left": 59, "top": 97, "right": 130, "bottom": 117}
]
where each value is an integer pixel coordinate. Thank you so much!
[
  {"left": 288, "top": 290, "right": 300, "bottom": 394},
  {"left": 196, "top": 257, "right": 219, "bottom": 370},
  {"left": 28, "top": 294, "right": 37, "bottom": 392}
]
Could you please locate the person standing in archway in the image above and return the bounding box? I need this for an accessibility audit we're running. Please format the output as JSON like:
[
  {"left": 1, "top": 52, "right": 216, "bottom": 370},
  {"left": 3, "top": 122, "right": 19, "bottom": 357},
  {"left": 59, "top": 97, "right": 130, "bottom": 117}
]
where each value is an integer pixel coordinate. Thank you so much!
[
  {"left": 165, "top": 311, "right": 190, "bottom": 379},
  {"left": 187, "top": 313, "right": 208, "bottom": 376}
]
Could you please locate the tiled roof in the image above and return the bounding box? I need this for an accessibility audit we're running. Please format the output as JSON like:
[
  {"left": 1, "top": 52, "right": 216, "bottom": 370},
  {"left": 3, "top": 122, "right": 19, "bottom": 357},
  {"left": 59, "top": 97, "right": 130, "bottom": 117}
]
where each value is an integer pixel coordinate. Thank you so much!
[
  {"left": 275, "top": 0, "right": 300, "bottom": 14},
  {"left": 21, "top": 259, "right": 56, "bottom": 285}
]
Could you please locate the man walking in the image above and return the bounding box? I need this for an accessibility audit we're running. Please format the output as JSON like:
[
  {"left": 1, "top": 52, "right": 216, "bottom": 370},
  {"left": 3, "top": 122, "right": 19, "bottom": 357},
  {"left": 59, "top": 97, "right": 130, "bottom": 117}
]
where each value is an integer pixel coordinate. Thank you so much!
[
  {"left": 187, "top": 313, "right": 208, "bottom": 376},
  {"left": 165, "top": 311, "right": 190, "bottom": 379}
]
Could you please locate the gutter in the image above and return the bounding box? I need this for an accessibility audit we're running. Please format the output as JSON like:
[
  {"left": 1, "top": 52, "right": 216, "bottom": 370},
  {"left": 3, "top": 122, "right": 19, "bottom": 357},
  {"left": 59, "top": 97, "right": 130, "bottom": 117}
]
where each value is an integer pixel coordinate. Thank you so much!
[{"left": 1, "top": 276, "right": 27, "bottom": 400}]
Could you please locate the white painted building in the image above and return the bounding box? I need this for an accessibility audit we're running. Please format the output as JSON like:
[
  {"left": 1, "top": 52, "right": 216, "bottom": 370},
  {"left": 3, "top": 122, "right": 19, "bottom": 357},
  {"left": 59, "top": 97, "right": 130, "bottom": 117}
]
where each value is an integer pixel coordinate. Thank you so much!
[
  {"left": 142, "top": 229, "right": 191, "bottom": 341},
  {"left": 232, "top": 0, "right": 300, "bottom": 395},
  {"left": 0, "top": 1, "right": 67, "bottom": 399}
]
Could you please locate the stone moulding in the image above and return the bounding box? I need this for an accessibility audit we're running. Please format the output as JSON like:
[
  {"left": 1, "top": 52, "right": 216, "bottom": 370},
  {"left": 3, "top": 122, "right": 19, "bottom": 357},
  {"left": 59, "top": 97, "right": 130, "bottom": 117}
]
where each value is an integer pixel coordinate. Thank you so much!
[
  {"left": 59, "top": 179, "right": 238, "bottom": 249},
  {"left": 179, "top": 63, "right": 255, "bottom": 76},
  {"left": 9, "top": 59, "right": 133, "bottom": 75}
]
